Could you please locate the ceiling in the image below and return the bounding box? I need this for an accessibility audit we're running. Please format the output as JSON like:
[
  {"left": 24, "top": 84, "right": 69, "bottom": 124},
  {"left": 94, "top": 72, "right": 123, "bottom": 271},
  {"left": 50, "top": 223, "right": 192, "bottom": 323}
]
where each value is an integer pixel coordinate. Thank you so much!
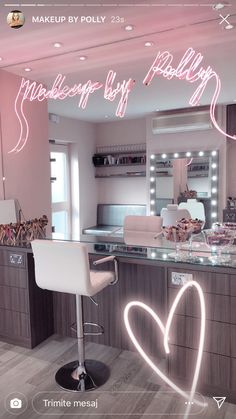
[{"left": 0, "top": 0, "right": 236, "bottom": 121}]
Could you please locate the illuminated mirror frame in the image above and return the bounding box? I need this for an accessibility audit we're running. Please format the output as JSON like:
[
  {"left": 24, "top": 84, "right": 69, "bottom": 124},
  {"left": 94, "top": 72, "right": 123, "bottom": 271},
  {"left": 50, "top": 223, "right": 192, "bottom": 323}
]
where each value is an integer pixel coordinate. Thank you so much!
[{"left": 149, "top": 150, "right": 219, "bottom": 224}]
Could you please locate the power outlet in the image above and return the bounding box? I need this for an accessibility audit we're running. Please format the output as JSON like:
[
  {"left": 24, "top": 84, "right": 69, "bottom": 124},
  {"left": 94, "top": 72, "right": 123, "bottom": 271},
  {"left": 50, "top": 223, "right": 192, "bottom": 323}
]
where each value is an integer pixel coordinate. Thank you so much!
[{"left": 171, "top": 272, "right": 193, "bottom": 286}]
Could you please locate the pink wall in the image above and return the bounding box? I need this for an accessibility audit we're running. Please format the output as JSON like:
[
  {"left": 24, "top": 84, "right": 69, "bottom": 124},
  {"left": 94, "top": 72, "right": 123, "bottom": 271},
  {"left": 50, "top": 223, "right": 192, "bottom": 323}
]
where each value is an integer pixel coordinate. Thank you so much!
[
  {"left": 49, "top": 115, "right": 97, "bottom": 237},
  {"left": 0, "top": 69, "right": 51, "bottom": 224},
  {"left": 96, "top": 118, "right": 147, "bottom": 205}
]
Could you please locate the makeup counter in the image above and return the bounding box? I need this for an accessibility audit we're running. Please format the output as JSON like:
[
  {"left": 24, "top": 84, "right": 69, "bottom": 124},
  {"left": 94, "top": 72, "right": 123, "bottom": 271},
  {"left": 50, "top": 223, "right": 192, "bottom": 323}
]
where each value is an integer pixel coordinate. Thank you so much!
[{"left": 1, "top": 237, "right": 236, "bottom": 402}]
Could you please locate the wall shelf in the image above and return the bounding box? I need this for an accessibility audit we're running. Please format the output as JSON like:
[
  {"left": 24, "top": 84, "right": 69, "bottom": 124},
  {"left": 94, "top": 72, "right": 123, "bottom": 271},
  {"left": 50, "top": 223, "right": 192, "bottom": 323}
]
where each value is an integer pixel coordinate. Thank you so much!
[
  {"left": 95, "top": 173, "right": 146, "bottom": 178},
  {"left": 95, "top": 163, "right": 146, "bottom": 168},
  {"left": 93, "top": 143, "right": 146, "bottom": 179},
  {"left": 188, "top": 174, "right": 208, "bottom": 178}
]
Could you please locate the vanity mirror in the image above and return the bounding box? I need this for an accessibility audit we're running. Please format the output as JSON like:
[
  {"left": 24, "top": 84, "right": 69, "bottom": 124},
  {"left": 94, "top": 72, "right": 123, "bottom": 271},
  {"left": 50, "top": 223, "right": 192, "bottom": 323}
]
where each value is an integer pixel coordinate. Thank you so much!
[{"left": 149, "top": 150, "right": 219, "bottom": 228}]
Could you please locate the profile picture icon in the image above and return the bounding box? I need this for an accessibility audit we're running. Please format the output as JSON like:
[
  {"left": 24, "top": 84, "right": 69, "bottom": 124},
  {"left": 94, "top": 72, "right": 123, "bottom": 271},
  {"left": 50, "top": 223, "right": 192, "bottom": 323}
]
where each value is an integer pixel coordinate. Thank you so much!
[{"left": 7, "top": 10, "right": 25, "bottom": 29}]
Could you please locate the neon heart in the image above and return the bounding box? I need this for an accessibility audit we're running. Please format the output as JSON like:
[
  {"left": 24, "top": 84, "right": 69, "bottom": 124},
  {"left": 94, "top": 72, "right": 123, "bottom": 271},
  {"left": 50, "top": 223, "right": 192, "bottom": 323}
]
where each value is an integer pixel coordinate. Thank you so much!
[{"left": 124, "top": 281, "right": 207, "bottom": 418}]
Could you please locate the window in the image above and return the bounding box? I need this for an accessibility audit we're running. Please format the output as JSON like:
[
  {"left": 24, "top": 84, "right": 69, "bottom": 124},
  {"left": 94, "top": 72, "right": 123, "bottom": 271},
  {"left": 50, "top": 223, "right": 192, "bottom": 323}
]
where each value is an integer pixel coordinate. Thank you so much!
[{"left": 50, "top": 144, "right": 71, "bottom": 239}]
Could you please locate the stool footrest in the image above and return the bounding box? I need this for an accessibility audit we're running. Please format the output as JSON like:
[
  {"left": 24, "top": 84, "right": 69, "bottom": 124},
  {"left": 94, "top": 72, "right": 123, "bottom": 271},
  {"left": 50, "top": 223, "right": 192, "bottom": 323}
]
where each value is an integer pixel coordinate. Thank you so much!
[
  {"left": 70, "top": 321, "right": 104, "bottom": 336},
  {"left": 83, "top": 322, "right": 104, "bottom": 336}
]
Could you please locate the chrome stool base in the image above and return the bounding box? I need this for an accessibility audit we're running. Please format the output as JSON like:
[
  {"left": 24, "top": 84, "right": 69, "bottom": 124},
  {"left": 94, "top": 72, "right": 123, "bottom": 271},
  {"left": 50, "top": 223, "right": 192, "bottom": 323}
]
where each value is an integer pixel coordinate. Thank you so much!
[{"left": 55, "top": 359, "right": 110, "bottom": 392}]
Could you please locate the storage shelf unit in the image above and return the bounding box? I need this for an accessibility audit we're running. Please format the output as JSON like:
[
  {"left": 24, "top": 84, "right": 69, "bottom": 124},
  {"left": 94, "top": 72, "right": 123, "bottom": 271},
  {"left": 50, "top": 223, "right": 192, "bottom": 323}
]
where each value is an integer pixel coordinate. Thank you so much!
[
  {"left": 95, "top": 162, "right": 145, "bottom": 168},
  {"left": 95, "top": 174, "right": 146, "bottom": 178},
  {"left": 93, "top": 143, "right": 146, "bottom": 178}
]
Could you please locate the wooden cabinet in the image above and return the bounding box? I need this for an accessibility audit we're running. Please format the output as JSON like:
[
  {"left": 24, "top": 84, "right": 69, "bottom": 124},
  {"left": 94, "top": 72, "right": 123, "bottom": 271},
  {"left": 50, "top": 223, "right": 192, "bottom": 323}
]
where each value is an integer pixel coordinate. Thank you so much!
[
  {"left": 167, "top": 266, "right": 236, "bottom": 402},
  {"left": 0, "top": 247, "right": 54, "bottom": 348},
  {"left": 53, "top": 254, "right": 236, "bottom": 402}
]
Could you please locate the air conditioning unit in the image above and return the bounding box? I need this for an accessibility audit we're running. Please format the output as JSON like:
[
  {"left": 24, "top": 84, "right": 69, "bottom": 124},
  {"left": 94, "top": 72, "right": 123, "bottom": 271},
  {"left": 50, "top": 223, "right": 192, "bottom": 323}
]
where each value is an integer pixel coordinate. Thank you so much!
[{"left": 152, "top": 110, "right": 212, "bottom": 134}]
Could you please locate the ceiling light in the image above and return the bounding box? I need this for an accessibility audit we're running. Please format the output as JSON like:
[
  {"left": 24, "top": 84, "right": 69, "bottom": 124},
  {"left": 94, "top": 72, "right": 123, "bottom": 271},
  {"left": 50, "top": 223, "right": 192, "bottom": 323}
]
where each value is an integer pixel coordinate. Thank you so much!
[
  {"left": 225, "top": 24, "right": 234, "bottom": 30},
  {"left": 53, "top": 42, "right": 62, "bottom": 48},
  {"left": 213, "top": 3, "right": 225, "bottom": 10},
  {"left": 0, "top": 57, "right": 3, "bottom": 61},
  {"left": 144, "top": 41, "right": 154, "bottom": 47},
  {"left": 79, "top": 55, "right": 87, "bottom": 61},
  {"left": 124, "top": 24, "right": 134, "bottom": 31},
  {"left": 24, "top": 68, "right": 32, "bottom": 72}
]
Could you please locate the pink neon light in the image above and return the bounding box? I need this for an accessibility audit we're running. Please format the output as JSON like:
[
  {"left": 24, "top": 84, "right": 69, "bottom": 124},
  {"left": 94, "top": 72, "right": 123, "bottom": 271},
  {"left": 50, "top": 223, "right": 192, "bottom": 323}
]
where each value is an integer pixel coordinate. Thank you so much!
[
  {"left": 12, "top": 47, "right": 235, "bottom": 153},
  {"left": 10, "top": 75, "right": 103, "bottom": 153},
  {"left": 11, "top": 83, "right": 29, "bottom": 153},
  {"left": 186, "top": 157, "right": 193, "bottom": 166},
  {"left": 124, "top": 280, "right": 207, "bottom": 418},
  {"left": 11, "top": 71, "right": 135, "bottom": 153},
  {"left": 143, "top": 47, "right": 236, "bottom": 142},
  {"left": 104, "top": 70, "right": 135, "bottom": 117}
]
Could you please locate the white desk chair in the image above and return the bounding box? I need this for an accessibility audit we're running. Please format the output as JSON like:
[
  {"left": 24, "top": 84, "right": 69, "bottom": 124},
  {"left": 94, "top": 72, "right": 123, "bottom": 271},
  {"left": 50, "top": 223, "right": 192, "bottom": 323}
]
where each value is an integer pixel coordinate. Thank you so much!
[
  {"left": 179, "top": 199, "right": 205, "bottom": 222},
  {"left": 161, "top": 204, "right": 191, "bottom": 226},
  {"left": 124, "top": 215, "right": 163, "bottom": 246},
  {"left": 31, "top": 239, "right": 118, "bottom": 392}
]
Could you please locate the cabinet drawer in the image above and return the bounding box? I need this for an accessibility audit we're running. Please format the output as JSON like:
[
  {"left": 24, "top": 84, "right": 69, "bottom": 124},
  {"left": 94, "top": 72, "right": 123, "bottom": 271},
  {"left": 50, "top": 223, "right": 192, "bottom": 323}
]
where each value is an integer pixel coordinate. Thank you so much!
[
  {"left": 0, "top": 265, "right": 27, "bottom": 288},
  {"left": 169, "top": 345, "right": 231, "bottom": 391},
  {"left": 230, "top": 358, "right": 236, "bottom": 391},
  {"left": 230, "top": 275, "right": 236, "bottom": 296},
  {"left": 168, "top": 268, "right": 230, "bottom": 295},
  {"left": 0, "top": 308, "right": 30, "bottom": 338},
  {"left": 169, "top": 287, "right": 230, "bottom": 323},
  {"left": 170, "top": 315, "right": 230, "bottom": 357},
  {"left": 230, "top": 325, "right": 236, "bottom": 358},
  {"left": 231, "top": 296, "right": 236, "bottom": 325},
  {"left": 0, "top": 250, "right": 26, "bottom": 269},
  {"left": 0, "top": 285, "right": 29, "bottom": 313}
]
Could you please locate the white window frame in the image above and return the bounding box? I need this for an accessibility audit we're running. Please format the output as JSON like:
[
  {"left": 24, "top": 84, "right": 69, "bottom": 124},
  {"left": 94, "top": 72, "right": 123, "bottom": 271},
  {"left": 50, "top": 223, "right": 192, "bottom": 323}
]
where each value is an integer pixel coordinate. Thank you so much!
[{"left": 50, "top": 143, "right": 72, "bottom": 240}]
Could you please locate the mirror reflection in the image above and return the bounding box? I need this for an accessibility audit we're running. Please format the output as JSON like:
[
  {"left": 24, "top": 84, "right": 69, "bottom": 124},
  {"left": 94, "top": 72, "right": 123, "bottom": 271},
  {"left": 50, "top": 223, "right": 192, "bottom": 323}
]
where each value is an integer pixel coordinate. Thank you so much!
[{"left": 151, "top": 150, "right": 219, "bottom": 229}]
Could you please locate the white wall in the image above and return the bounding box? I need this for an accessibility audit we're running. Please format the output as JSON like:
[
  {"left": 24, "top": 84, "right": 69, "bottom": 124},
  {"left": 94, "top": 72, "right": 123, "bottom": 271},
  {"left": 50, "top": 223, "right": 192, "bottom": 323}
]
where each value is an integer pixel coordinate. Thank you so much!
[
  {"left": 96, "top": 118, "right": 147, "bottom": 205},
  {"left": 49, "top": 115, "right": 97, "bottom": 238},
  {"left": 146, "top": 106, "right": 227, "bottom": 219}
]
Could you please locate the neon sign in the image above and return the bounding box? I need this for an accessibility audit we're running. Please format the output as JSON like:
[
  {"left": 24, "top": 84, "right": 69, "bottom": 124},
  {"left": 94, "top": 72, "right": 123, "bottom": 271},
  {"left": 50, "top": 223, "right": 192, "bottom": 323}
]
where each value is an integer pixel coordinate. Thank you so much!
[
  {"left": 124, "top": 280, "right": 207, "bottom": 419},
  {"left": 11, "top": 71, "right": 135, "bottom": 153},
  {"left": 143, "top": 47, "right": 234, "bottom": 142},
  {"left": 12, "top": 46, "right": 235, "bottom": 153}
]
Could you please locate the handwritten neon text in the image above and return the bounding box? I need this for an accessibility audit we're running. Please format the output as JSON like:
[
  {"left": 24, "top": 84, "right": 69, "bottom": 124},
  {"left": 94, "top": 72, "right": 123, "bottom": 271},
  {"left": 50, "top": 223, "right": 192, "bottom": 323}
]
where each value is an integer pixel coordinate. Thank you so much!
[
  {"left": 11, "top": 71, "right": 135, "bottom": 153},
  {"left": 143, "top": 47, "right": 234, "bottom": 141}
]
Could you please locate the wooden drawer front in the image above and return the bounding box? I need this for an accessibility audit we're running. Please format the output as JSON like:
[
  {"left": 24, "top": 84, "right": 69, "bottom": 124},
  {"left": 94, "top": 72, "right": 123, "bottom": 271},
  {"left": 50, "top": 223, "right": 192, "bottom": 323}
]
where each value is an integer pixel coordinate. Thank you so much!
[
  {"left": 0, "top": 265, "right": 27, "bottom": 288},
  {"left": 170, "top": 315, "right": 230, "bottom": 357},
  {"left": 231, "top": 296, "right": 236, "bottom": 325},
  {"left": 0, "top": 250, "right": 26, "bottom": 268},
  {"left": 169, "top": 345, "right": 231, "bottom": 391},
  {"left": 168, "top": 268, "right": 230, "bottom": 295},
  {"left": 169, "top": 287, "right": 230, "bottom": 323},
  {"left": 230, "top": 325, "right": 236, "bottom": 358},
  {"left": 230, "top": 358, "right": 236, "bottom": 391},
  {"left": 230, "top": 275, "right": 236, "bottom": 296},
  {"left": 0, "top": 308, "right": 30, "bottom": 338},
  {"left": 0, "top": 285, "right": 29, "bottom": 313}
]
